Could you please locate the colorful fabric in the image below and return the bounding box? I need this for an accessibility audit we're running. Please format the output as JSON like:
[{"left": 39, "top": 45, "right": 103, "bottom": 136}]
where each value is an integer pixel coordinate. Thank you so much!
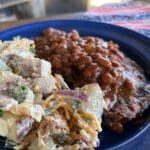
[{"left": 80, "top": 2, "right": 150, "bottom": 37}]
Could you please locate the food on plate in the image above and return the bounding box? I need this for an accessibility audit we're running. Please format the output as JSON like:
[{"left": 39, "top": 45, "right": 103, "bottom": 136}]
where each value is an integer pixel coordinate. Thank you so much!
[
  {"left": 17, "top": 83, "right": 104, "bottom": 150},
  {"left": 0, "top": 37, "right": 34, "bottom": 58},
  {"left": 7, "top": 56, "right": 52, "bottom": 78},
  {"left": 0, "top": 38, "right": 105, "bottom": 150},
  {"left": 35, "top": 28, "right": 150, "bottom": 133}
]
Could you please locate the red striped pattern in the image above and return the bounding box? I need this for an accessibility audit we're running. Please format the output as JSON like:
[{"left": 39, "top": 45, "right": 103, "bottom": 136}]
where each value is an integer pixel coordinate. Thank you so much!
[
  {"left": 113, "top": 21, "right": 150, "bottom": 29},
  {"left": 88, "top": 3, "right": 150, "bottom": 30},
  {"left": 90, "top": 5, "right": 150, "bottom": 15}
]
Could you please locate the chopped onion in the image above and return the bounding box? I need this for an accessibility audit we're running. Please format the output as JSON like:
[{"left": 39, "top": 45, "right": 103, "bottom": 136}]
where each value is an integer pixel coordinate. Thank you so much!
[
  {"left": 96, "top": 139, "right": 100, "bottom": 147},
  {"left": 55, "top": 90, "right": 88, "bottom": 102},
  {"left": 16, "top": 117, "right": 34, "bottom": 141},
  {"left": 0, "top": 95, "right": 18, "bottom": 111}
]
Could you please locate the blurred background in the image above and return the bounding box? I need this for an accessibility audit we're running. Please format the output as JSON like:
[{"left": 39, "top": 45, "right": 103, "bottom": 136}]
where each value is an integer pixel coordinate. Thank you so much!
[{"left": 0, "top": 0, "right": 149, "bottom": 22}]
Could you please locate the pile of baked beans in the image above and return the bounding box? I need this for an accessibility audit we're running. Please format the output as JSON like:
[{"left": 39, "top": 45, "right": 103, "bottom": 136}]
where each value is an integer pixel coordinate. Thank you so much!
[
  {"left": 35, "top": 28, "right": 126, "bottom": 87},
  {"left": 35, "top": 28, "right": 150, "bottom": 133}
]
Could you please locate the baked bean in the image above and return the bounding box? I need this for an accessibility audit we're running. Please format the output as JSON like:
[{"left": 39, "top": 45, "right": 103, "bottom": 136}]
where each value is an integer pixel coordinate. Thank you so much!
[
  {"left": 85, "top": 36, "right": 95, "bottom": 43},
  {"left": 111, "top": 122, "right": 123, "bottom": 134},
  {"left": 35, "top": 37, "right": 47, "bottom": 46},
  {"left": 49, "top": 42, "right": 59, "bottom": 51},
  {"left": 68, "top": 42, "right": 76, "bottom": 50},
  {"left": 93, "top": 53, "right": 101, "bottom": 59},
  {"left": 54, "top": 43, "right": 67, "bottom": 55},
  {"left": 124, "top": 78, "right": 135, "bottom": 90},
  {"left": 129, "top": 103, "right": 140, "bottom": 112},
  {"left": 95, "top": 37, "right": 102, "bottom": 43},
  {"left": 109, "top": 54, "right": 122, "bottom": 63},
  {"left": 43, "top": 45, "right": 50, "bottom": 51},
  {"left": 49, "top": 55, "right": 62, "bottom": 70},
  {"left": 115, "top": 51, "right": 124, "bottom": 60},
  {"left": 96, "top": 45, "right": 108, "bottom": 55},
  {"left": 110, "top": 70, "right": 119, "bottom": 78},
  {"left": 83, "top": 63, "right": 100, "bottom": 81},
  {"left": 63, "top": 67, "right": 72, "bottom": 76},
  {"left": 77, "top": 55, "right": 92, "bottom": 65},
  {"left": 70, "top": 45, "right": 82, "bottom": 54},
  {"left": 62, "top": 54, "right": 70, "bottom": 63},
  {"left": 68, "top": 30, "right": 80, "bottom": 41},
  {"left": 70, "top": 53, "right": 80, "bottom": 63},
  {"left": 98, "top": 56, "right": 112, "bottom": 68},
  {"left": 111, "top": 60, "right": 120, "bottom": 67},
  {"left": 78, "top": 64, "right": 86, "bottom": 70},
  {"left": 78, "top": 40, "right": 86, "bottom": 47},
  {"left": 101, "top": 72, "right": 114, "bottom": 85},
  {"left": 108, "top": 41, "right": 119, "bottom": 51},
  {"left": 35, "top": 28, "right": 150, "bottom": 134},
  {"left": 42, "top": 28, "right": 53, "bottom": 37},
  {"left": 90, "top": 53, "right": 101, "bottom": 60}
]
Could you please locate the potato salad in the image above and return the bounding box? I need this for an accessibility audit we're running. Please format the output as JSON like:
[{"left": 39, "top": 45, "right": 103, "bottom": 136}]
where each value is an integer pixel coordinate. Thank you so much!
[{"left": 0, "top": 37, "right": 105, "bottom": 150}]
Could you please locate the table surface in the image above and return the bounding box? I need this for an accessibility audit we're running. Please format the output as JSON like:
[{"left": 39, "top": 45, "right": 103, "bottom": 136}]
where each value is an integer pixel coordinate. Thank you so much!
[{"left": 0, "top": 13, "right": 82, "bottom": 31}]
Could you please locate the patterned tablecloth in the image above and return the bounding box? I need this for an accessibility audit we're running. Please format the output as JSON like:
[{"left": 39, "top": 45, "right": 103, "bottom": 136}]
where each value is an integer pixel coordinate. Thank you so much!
[{"left": 80, "top": 2, "right": 150, "bottom": 38}]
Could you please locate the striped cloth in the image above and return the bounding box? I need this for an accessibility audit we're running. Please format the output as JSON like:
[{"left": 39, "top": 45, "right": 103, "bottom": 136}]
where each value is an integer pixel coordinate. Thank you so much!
[{"left": 80, "top": 2, "right": 150, "bottom": 37}]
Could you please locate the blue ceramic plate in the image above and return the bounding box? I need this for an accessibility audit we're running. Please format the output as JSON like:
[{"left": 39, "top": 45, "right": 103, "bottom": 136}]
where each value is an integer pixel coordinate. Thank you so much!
[{"left": 0, "top": 20, "right": 149, "bottom": 150}]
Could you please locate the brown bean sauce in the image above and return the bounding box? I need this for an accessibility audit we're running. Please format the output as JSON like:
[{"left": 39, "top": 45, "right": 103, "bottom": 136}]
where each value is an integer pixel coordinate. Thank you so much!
[{"left": 35, "top": 28, "right": 150, "bottom": 133}]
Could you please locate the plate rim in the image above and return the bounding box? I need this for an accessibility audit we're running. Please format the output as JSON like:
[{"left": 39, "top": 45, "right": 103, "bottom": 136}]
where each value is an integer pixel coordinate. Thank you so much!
[
  {"left": 0, "top": 19, "right": 149, "bottom": 150},
  {"left": 0, "top": 19, "right": 149, "bottom": 40}
]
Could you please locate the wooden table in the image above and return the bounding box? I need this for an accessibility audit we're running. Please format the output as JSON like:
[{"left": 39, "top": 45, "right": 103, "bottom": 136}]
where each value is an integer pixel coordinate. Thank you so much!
[{"left": 0, "top": 13, "right": 83, "bottom": 31}]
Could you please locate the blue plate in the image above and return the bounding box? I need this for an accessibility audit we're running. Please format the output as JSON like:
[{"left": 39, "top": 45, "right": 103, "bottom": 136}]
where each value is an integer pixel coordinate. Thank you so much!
[{"left": 0, "top": 20, "right": 149, "bottom": 150}]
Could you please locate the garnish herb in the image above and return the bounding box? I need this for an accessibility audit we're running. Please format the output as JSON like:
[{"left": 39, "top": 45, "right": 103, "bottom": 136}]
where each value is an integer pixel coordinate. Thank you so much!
[
  {"left": 84, "top": 118, "right": 92, "bottom": 123},
  {"left": 11, "top": 85, "right": 28, "bottom": 103},
  {"left": 66, "top": 99, "right": 81, "bottom": 112},
  {"left": 72, "top": 100, "right": 80, "bottom": 112},
  {"left": 44, "top": 107, "right": 54, "bottom": 116},
  {"left": 29, "top": 47, "right": 36, "bottom": 54},
  {"left": 0, "top": 109, "right": 3, "bottom": 117},
  {"left": 44, "top": 100, "right": 58, "bottom": 116},
  {"left": 57, "top": 133, "right": 69, "bottom": 144},
  {"left": 5, "top": 138, "right": 17, "bottom": 148}
]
